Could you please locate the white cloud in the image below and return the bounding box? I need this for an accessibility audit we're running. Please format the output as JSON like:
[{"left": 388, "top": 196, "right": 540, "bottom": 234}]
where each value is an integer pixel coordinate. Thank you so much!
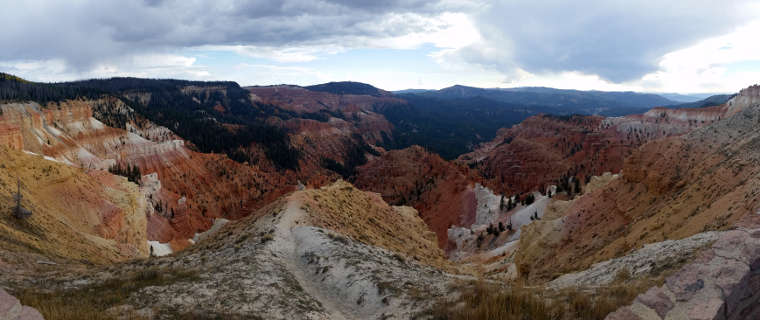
[
  {"left": 200, "top": 11, "right": 479, "bottom": 64},
  {"left": 1, "top": 0, "right": 758, "bottom": 93},
  {"left": 365, "top": 12, "right": 481, "bottom": 50},
  {"left": 200, "top": 45, "right": 345, "bottom": 63},
  {"left": 446, "top": 0, "right": 759, "bottom": 83},
  {"left": 0, "top": 54, "right": 211, "bottom": 82},
  {"left": 635, "top": 20, "right": 760, "bottom": 93},
  {"left": 229, "top": 63, "right": 331, "bottom": 85}
]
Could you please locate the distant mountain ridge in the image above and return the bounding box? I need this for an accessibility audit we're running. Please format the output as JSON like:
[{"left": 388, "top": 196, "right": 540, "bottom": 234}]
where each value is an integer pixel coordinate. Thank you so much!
[
  {"left": 656, "top": 92, "right": 717, "bottom": 103},
  {"left": 0, "top": 73, "right": 719, "bottom": 162},
  {"left": 664, "top": 94, "right": 735, "bottom": 109},
  {"left": 400, "top": 84, "right": 678, "bottom": 116},
  {"left": 305, "top": 81, "right": 388, "bottom": 96}
]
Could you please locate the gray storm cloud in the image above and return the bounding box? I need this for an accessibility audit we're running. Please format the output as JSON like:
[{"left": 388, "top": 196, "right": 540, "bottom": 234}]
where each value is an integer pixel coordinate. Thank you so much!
[
  {"left": 0, "top": 0, "right": 756, "bottom": 83},
  {"left": 0, "top": 0, "right": 453, "bottom": 71},
  {"left": 458, "top": 0, "right": 755, "bottom": 82}
]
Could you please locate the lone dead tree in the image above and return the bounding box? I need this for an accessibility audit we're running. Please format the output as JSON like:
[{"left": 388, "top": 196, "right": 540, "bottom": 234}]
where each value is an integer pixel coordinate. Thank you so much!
[{"left": 13, "top": 179, "right": 32, "bottom": 219}]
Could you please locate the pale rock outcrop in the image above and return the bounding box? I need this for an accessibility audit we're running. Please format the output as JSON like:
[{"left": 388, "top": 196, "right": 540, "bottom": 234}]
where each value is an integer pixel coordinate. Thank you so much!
[
  {"left": 725, "top": 84, "right": 760, "bottom": 116},
  {"left": 0, "top": 288, "right": 44, "bottom": 320},
  {"left": 549, "top": 231, "right": 720, "bottom": 289},
  {"left": 607, "top": 228, "right": 760, "bottom": 320}
]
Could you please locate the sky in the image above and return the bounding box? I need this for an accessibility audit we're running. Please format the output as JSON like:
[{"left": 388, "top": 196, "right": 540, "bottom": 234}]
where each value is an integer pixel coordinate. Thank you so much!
[{"left": 1, "top": 0, "right": 759, "bottom": 93}]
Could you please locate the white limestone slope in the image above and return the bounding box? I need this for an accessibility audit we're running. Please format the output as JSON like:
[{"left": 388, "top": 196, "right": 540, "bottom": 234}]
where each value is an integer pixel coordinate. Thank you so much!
[{"left": 448, "top": 183, "right": 550, "bottom": 262}]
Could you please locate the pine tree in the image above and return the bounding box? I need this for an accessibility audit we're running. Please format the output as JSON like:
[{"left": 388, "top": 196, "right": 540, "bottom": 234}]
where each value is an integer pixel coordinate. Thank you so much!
[{"left": 13, "top": 179, "right": 32, "bottom": 219}]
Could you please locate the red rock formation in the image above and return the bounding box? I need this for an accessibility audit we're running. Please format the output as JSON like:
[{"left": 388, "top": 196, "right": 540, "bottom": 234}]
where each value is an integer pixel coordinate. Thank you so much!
[
  {"left": 0, "top": 99, "right": 294, "bottom": 244},
  {"left": 515, "top": 86, "right": 760, "bottom": 281},
  {"left": 249, "top": 85, "right": 398, "bottom": 144},
  {"left": 0, "top": 124, "right": 22, "bottom": 150},
  {"left": 458, "top": 115, "right": 633, "bottom": 195},
  {"left": 354, "top": 146, "right": 477, "bottom": 248},
  {"left": 249, "top": 85, "right": 400, "bottom": 187},
  {"left": 137, "top": 150, "right": 293, "bottom": 242},
  {"left": 458, "top": 99, "right": 743, "bottom": 196}
]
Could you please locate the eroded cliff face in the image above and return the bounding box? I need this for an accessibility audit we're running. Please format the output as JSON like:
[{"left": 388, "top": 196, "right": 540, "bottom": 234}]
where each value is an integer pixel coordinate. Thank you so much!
[
  {"left": 250, "top": 85, "right": 398, "bottom": 186},
  {"left": 458, "top": 115, "right": 632, "bottom": 196},
  {"left": 249, "top": 85, "right": 399, "bottom": 140},
  {"left": 0, "top": 83, "right": 398, "bottom": 251},
  {"left": 0, "top": 123, "right": 22, "bottom": 150},
  {"left": 458, "top": 95, "right": 745, "bottom": 196},
  {"left": 514, "top": 86, "right": 760, "bottom": 282},
  {"left": 0, "top": 99, "right": 293, "bottom": 247},
  {"left": 0, "top": 146, "right": 148, "bottom": 266},
  {"left": 354, "top": 146, "right": 477, "bottom": 249}
]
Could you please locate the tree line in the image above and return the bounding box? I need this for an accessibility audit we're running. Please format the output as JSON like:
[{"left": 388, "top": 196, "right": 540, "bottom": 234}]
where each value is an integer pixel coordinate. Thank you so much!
[{"left": 108, "top": 162, "right": 142, "bottom": 185}]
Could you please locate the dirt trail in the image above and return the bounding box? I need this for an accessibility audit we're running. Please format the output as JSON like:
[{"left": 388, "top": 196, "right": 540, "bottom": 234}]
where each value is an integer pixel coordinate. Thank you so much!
[{"left": 271, "top": 197, "right": 349, "bottom": 320}]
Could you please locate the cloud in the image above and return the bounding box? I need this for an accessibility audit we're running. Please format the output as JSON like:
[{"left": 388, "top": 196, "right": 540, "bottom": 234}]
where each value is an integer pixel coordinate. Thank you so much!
[
  {"left": 1, "top": 0, "right": 757, "bottom": 93},
  {"left": 0, "top": 0, "right": 465, "bottom": 72},
  {"left": 448, "top": 0, "right": 758, "bottom": 83},
  {"left": 0, "top": 54, "right": 211, "bottom": 83},
  {"left": 635, "top": 20, "right": 760, "bottom": 93}
]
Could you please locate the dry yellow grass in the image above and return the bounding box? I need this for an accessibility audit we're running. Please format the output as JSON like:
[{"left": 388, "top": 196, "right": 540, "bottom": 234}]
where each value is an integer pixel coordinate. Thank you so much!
[
  {"left": 430, "top": 276, "right": 657, "bottom": 320},
  {"left": 299, "top": 180, "right": 451, "bottom": 269},
  {"left": 15, "top": 268, "right": 198, "bottom": 320},
  {"left": 0, "top": 146, "right": 148, "bottom": 264}
]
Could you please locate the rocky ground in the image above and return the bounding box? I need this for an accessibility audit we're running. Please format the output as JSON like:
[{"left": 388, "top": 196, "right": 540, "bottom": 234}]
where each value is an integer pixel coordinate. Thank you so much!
[
  {"left": 0, "top": 288, "right": 43, "bottom": 320},
  {"left": 8, "top": 182, "right": 462, "bottom": 319},
  {"left": 608, "top": 228, "right": 760, "bottom": 320}
]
